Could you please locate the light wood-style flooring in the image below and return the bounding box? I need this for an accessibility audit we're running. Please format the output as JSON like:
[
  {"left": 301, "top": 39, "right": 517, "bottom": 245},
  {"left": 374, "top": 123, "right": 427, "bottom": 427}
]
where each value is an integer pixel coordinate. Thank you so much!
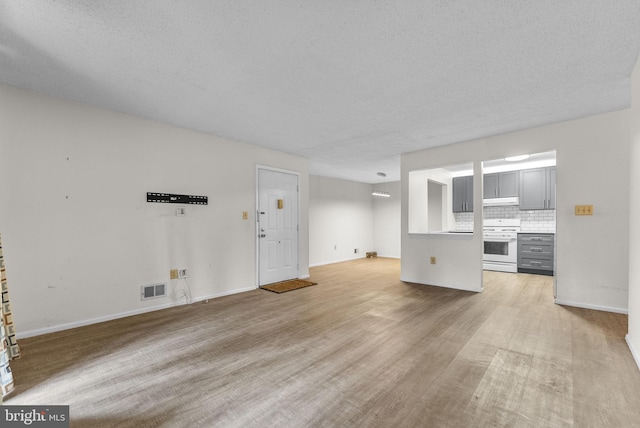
[{"left": 7, "top": 258, "right": 640, "bottom": 427}]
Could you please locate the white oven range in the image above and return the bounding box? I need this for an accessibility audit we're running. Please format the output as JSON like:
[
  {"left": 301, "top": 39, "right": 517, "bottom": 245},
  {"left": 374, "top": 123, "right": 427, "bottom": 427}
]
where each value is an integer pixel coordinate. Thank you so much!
[{"left": 483, "top": 219, "right": 521, "bottom": 273}]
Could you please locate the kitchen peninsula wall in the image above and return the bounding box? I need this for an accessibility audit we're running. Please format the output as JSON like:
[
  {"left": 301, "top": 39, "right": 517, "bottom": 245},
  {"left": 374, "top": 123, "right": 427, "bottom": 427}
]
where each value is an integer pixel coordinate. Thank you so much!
[{"left": 454, "top": 206, "right": 555, "bottom": 233}]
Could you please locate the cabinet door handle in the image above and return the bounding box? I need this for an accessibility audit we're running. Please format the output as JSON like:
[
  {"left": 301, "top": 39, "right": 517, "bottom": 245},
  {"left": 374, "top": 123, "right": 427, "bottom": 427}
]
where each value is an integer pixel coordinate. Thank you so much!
[{"left": 531, "top": 261, "right": 543, "bottom": 266}]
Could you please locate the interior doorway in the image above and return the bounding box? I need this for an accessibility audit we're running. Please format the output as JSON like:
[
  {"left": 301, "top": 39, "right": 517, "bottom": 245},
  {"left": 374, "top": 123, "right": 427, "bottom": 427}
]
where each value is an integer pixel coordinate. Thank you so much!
[
  {"left": 257, "top": 167, "right": 299, "bottom": 286},
  {"left": 481, "top": 150, "right": 557, "bottom": 294}
]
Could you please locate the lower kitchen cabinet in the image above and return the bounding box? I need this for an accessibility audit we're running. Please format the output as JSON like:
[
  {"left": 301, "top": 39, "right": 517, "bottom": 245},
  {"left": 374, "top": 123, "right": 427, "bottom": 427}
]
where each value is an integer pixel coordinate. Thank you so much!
[{"left": 517, "top": 233, "right": 554, "bottom": 275}]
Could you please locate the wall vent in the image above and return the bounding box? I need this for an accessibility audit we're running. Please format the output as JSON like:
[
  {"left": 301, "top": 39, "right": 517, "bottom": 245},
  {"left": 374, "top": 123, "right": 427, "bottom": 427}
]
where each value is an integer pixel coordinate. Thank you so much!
[{"left": 141, "top": 283, "right": 166, "bottom": 300}]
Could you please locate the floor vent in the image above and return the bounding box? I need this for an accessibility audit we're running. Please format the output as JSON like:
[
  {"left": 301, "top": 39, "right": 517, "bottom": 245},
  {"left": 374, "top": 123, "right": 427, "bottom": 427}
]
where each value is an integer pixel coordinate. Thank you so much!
[{"left": 141, "top": 283, "right": 166, "bottom": 300}]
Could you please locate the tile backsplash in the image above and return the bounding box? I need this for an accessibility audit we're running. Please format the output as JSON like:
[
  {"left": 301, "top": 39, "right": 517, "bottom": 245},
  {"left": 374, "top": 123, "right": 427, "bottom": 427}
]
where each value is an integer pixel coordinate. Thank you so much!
[
  {"left": 453, "top": 206, "right": 556, "bottom": 233},
  {"left": 453, "top": 212, "right": 474, "bottom": 231}
]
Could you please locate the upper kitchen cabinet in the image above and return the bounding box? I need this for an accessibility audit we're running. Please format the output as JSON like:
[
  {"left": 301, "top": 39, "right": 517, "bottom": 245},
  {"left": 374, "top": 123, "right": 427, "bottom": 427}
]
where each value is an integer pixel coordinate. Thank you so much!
[
  {"left": 548, "top": 168, "right": 556, "bottom": 209},
  {"left": 519, "top": 167, "right": 556, "bottom": 210},
  {"left": 453, "top": 176, "right": 473, "bottom": 212},
  {"left": 483, "top": 171, "right": 519, "bottom": 199}
]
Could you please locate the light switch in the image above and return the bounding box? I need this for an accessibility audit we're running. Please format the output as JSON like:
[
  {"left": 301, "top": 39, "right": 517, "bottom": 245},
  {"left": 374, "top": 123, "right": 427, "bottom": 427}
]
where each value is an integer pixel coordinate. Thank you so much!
[
  {"left": 242, "top": 211, "right": 248, "bottom": 220},
  {"left": 575, "top": 205, "right": 594, "bottom": 215}
]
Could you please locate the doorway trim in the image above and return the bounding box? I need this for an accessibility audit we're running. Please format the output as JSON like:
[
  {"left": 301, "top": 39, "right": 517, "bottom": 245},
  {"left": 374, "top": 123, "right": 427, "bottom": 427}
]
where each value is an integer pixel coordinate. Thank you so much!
[{"left": 255, "top": 165, "right": 301, "bottom": 289}]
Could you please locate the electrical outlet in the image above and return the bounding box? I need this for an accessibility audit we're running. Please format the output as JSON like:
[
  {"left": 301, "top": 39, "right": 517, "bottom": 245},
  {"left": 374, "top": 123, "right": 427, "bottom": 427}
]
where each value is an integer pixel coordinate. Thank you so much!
[
  {"left": 170, "top": 269, "right": 178, "bottom": 279},
  {"left": 354, "top": 248, "right": 359, "bottom": 254},
  {"left": 575, "top": 205, "right": 594, "bottom": 216},
  {"left": 178, "top": 268, "right": 188, "bottom": 278},
  {"left": 430, "top": 256, "right": 437, "bottom": 265}
]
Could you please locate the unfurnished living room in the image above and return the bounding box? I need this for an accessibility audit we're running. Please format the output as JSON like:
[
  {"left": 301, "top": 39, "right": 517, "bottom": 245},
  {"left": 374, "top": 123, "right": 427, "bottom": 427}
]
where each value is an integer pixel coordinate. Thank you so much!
[{"left": 2, "top": 2, "right": 640, "bottom": 427}]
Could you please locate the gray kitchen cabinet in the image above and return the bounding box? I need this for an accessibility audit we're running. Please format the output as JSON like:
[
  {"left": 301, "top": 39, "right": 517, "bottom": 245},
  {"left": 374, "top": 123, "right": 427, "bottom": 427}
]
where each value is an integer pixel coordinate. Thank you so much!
[
  {"left": 548, "top": 167, "right": 556, "bottom": 209},
  {"left": 453, "top": 176, "right": 473, "bottom": 212},
  {"left": 483, "top": 174, "right": 498, "bottom": 199},
  {"left": 518, "top": 233, "right": 554, "bottom": 275},
  {"left": 483, "top": 171, "right": 519, "bottom": 198},
  {"left": 519, "top": 167, "right": 556, "bottom": 210}
]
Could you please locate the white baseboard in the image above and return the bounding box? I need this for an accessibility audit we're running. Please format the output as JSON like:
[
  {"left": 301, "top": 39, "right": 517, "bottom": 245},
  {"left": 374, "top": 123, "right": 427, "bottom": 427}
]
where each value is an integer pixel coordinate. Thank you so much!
[
  {"left": 400, "top": 276, "right": 482, "bottom": 293},
  {"left": 17, "top": 286, "right": 256, "bottom": 339},
  {"left": 626, "top": 335, "right": 640, "bottom": 371},
  {"left": 310, "top": 255, "right": 400, "bottom": 267},
  {"left": 554, "top": 299, "right": 628, "bottom": 315},
  {"left": 309, "top": 256, "right": 366, "bottom": 268}
]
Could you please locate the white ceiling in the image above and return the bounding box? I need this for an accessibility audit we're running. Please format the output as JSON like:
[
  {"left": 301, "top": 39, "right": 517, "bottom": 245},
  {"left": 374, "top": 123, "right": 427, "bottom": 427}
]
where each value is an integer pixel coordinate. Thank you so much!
[{"left": 1, "top": 2, "right": 639, "bottom": 183}]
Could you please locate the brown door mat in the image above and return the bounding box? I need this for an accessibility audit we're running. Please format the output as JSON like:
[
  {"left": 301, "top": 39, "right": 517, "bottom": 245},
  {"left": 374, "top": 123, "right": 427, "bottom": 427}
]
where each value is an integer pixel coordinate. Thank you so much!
[{"left": 260, "top": 279, "right": 317, "bottom": 294}]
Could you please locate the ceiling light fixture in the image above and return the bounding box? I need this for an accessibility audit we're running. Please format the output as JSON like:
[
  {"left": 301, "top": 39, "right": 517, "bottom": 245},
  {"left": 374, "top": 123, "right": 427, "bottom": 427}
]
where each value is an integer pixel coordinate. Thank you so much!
[
  {"left": 505, "top": 154, "right": 530, "bottom": 162},
  {"left": 372, "top": 190, "right": 391, "bottom": 197}
]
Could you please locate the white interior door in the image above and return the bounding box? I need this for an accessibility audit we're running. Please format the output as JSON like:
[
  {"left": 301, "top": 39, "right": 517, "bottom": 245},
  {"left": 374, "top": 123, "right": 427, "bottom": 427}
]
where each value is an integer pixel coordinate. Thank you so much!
[{"left": 258, "top": 169, "right": 299, "bottom": 286}]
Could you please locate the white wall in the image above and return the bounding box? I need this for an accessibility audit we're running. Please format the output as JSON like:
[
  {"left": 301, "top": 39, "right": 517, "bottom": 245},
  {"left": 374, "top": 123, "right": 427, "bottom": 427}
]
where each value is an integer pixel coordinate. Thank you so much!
[
  {"left": 309, "top": 176, "right": 374, "bottom": 266},
  {"left": 402, "top": 159, "right": 483, "bottom": 292},
  {"left": 0, "top": 84, "right": 309, "bottom": 337},
  {"left": 408, "top": 167, "right": 461, "bottom": 233},
  {"left": 402, "top": 109, "right": 631, "bottom": 312},
  {"left": 627, "top": 55, "right": 640, "bottom": 367},
  {"left": 372, "top": 181, "right": 401, "bottom": 258},
  {"left": 308, "top": 176, "right": 401, "bottom": 266}
]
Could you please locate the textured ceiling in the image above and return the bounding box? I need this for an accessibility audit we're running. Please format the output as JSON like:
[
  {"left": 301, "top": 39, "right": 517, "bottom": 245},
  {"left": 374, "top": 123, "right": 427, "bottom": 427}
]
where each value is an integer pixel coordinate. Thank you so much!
[{"left": 1, "top": 1, "right": 639, "bottom": 183}]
